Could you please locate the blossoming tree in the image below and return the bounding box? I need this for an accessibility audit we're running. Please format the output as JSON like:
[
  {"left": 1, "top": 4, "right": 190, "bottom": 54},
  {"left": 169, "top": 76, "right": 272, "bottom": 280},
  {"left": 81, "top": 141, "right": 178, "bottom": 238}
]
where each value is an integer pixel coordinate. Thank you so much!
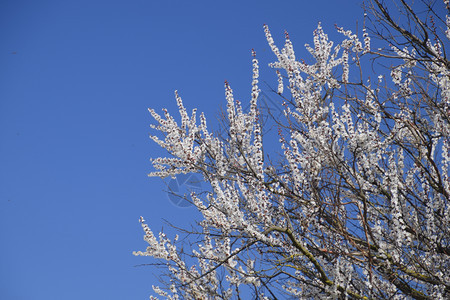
[{"left": 134, "top": 0, "right": 450, "bottom": 298}]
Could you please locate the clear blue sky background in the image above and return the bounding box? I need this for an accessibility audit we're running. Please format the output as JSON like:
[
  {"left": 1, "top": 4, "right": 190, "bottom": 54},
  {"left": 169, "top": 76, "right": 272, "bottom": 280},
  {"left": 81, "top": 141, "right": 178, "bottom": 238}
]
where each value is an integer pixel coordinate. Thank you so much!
[{"left": 0, "top": 0, "right": 363, "bottom": 299}]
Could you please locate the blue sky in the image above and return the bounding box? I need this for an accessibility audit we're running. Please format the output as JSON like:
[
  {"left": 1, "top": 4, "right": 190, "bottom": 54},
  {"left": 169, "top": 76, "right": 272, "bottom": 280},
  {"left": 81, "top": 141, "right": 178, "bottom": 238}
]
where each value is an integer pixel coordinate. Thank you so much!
[{"left": 0, "top": 0, "right": 363, "bottom": 299}]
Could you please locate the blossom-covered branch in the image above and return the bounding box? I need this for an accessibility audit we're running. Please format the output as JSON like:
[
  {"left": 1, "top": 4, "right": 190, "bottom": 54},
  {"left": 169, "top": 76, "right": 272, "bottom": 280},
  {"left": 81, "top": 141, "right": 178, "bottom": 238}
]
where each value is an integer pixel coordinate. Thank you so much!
[{"left": 135, "top": 1, "right": 450, "bottom": 299}]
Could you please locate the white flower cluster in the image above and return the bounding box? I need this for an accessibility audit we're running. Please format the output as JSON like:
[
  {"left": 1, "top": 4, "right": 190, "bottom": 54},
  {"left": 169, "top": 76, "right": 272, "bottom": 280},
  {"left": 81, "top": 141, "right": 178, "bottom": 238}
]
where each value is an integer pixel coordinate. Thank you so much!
[{"left": 136, "top": 8, "right": 450, "bottom": 298}]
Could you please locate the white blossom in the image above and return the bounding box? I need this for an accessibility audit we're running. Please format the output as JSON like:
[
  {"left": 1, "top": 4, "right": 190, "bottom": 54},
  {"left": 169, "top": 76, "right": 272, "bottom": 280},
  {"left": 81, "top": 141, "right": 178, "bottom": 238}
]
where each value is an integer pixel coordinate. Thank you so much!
[{"left": 135, "top": 2, "right": 450, "bottom": 299}]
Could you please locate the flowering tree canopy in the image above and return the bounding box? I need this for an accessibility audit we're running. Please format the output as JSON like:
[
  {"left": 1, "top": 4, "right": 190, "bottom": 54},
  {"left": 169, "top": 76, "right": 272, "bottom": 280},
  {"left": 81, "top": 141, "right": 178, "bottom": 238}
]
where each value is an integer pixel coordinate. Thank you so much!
[{"left": 134, "top": 0, "right": 450, "bottom": 299}]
